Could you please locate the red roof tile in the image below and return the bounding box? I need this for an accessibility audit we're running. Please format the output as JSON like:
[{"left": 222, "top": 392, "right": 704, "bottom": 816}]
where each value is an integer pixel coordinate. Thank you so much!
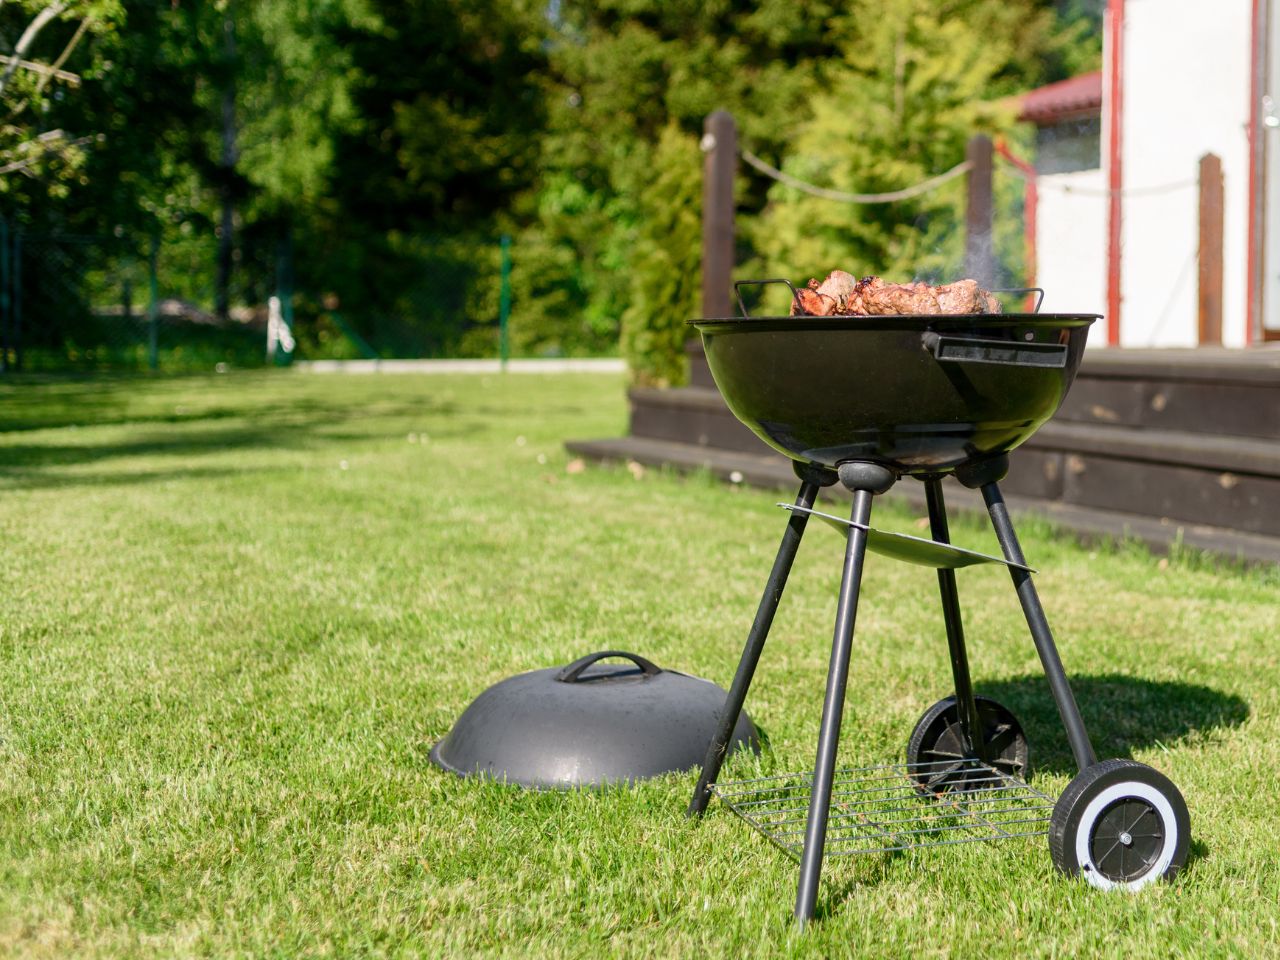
[{"left": 1019, "top": 71, "right": 1103, "bottom": 125}]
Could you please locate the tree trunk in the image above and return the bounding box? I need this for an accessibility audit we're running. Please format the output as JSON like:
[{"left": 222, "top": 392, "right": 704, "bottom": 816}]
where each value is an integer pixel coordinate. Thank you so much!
[{"left": 215, "top": 13, "right": 237, "bottom": 324}]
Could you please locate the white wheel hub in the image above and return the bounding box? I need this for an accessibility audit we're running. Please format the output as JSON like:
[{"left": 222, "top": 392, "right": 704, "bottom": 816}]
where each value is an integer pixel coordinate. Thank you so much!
[{"left": 1075, "top": 781, "right": 1178, "bottom": 892}]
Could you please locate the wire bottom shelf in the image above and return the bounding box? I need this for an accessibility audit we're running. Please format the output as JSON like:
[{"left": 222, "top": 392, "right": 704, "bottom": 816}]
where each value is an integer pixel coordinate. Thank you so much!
[{"left": 710, "top": 758, "right": 1055, "bottom": 860}]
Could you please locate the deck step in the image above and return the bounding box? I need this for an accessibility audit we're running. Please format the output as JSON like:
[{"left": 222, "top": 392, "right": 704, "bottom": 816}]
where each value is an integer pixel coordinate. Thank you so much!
[
  {"left": 623, "top": 376, "right": 1280, "bottom": 538},
  {"left": 564, "top": 436, "right": 1280, "bottom": 566},
  {"left": 599, "top": 344, "right": 1280, "bottom": 553}
]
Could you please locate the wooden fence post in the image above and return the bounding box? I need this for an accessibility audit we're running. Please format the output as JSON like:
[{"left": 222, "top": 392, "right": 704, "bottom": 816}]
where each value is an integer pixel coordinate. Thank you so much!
[
  {"left": 965, "top": 134, "right": 995, "bottom": 286},
  {"left": 1198, "top": 152, "right": 1224, "bottom": 345},
  {"left": 701, "top": 110, "right": 737, "bottom": 320}
]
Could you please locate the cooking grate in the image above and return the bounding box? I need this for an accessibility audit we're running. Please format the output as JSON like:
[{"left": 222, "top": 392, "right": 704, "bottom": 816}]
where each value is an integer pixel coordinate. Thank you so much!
[{"left": 711, "top": 759, "right": 1053, "bottom": 859}]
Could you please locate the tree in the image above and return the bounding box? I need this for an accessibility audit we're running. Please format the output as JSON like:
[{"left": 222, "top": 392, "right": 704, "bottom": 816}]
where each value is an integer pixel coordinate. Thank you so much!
[
  {"left": 0, "top": 1, "right": 121, "bottom": 197},
  {"left": 525, "top": 0, "right": 845, "bottom": 364},
  {"left": 274, "top": 0, "right": 550, "bottom": 357},
  {"left": 620, "top": 124, "right": 701, "bottom": 385},
  {"left": 744, "top": 0, "right": 1096, "bottom": 291},
  {"left": 0, "top": 0, "right": 1105, "bottom": 369}
]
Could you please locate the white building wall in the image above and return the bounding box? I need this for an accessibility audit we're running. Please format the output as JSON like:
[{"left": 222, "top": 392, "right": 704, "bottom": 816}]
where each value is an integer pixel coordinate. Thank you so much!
[
  {"left": 1116, "top": 0, "right": 1253, "bottom": 347},
  {"left": 1036, "top": 169, "right": 1108, "bottom": 332}
]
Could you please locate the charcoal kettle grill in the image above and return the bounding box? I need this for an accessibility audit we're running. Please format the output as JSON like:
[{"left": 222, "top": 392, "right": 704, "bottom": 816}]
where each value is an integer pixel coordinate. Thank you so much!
[{"left": 686, "top": 281, "right": 1191, "bottom": 924}]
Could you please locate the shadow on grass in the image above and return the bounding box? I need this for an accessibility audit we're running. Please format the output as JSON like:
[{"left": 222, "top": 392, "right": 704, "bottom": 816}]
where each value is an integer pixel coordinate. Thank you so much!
[
  {"left": 0, "top": 374, "right": 207, "bottom": 433},
  {"left": 977, "top": 673, "right": 1249, "bottom": 774},
  {"left": 0, "top": 464, "right": 279, "bottom": 491},
  {"left": 720, "top": 676, "right": 1239, "bottom": 916},
  {"left": 0, "top": 421, "right": 338, "bottom": 491},
  {"left": 0, "top": 378, "right": 471, "bottom": 488},
  {"left": 0, "top": 372, "right": 472, "bottom": 432},
  {"left": 811, "top": 855, "right": 903, "bottom": 919},
  {"left": 0, "top": 424, "right": 319, "bottom": 469}
]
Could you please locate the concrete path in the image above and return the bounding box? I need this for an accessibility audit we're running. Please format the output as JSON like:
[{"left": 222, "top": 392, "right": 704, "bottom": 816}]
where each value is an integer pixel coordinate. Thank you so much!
[{"left": 296, "top": 358, "right": 626, "bottom": 374}]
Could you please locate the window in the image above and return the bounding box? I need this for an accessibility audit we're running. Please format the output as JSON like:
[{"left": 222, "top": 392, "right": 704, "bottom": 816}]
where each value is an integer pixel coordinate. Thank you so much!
[{"left": 1035, "top": 117, "right": 1102, "bottom": 175}]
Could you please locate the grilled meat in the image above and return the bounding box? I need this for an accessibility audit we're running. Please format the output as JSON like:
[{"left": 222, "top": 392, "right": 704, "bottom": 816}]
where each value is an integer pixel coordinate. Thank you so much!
[
  {"left": 794, "top": 287, "right": 837, "bottom": 316},
  {"left": 814, "top": 270, "right": 859, "bottom": 305},
  {"left": 793, "top": 269, "right": 858, "bottom": 315},
  {"left": 789, "top": 273, "right": 1002, "bottom": 316},
  {"left": 861, "top": 280, "right": 939, "bottom": 316},
  {"left": 932, "top": 278, "right": 1003, "bottom": 314}
]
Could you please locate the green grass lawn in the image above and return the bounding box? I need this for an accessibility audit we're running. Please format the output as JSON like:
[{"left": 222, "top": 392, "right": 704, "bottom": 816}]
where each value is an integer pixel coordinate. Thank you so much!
[{"left": 0, "top": 371, "right": 1276, "bottom": 959}]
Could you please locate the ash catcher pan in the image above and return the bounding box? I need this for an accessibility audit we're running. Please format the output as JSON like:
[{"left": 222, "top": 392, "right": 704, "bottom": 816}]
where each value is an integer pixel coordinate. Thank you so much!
[{"left": 430, "top": 651, "right": 759, "bottom": 789}]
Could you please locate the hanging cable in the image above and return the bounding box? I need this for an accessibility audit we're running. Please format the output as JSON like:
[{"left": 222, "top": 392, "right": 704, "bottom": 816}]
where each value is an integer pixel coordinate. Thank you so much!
[{"left": 740, "top": 147, "right": 972, "bottom": 204}]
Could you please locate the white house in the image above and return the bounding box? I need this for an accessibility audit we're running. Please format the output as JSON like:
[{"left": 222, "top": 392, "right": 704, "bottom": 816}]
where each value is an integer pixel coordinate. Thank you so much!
[{"left": 1023, "top": 0, "right": 1280, "bottom": 347}]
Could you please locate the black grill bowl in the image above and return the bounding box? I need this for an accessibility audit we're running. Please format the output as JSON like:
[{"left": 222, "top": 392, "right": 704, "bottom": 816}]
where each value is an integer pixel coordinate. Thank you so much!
[{"left": 688, "top": 313, "right": 1098, "bottom": 475}]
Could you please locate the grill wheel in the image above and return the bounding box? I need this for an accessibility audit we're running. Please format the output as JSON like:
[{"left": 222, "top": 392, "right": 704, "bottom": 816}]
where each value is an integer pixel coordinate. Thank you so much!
[
  {"left": 1049, "top": 758, "right": 1190, "bottom": 890},
  {"left": 905, "top": 695, "right": 1030, "bottom": 793}
]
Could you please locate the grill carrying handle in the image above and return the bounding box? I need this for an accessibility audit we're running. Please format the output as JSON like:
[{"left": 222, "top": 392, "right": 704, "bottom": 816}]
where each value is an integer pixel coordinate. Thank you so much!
[
  {"left": 734, "top": 278, "right": 803, "bottom": 318},
  {"left": 556, "top": 650, "right": 663, "bottom": 683},
  {"left": 923, "top": 331, "right": 1068, "bottom": 369}
]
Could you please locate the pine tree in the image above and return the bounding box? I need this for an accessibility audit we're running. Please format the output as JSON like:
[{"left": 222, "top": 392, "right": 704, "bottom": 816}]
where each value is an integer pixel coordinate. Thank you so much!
[
  {"left": 620, "top": 124, "right": 702, "bottom": 386},
  {"left": 746, "top": 0, "right": 1061, "bottom": 285}
]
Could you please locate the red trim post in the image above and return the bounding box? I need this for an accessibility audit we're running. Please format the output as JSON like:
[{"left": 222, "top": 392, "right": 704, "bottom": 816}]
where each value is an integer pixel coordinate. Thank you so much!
[
  {"left": 1026, "top": 178, "right": 1038, "bottom": 308},
  {"left": 1105, "top": 0, "right": 1125, "bottom": 346},
  {"left": 1246, "top": 0, "right": 1266, "bottom": 346}
]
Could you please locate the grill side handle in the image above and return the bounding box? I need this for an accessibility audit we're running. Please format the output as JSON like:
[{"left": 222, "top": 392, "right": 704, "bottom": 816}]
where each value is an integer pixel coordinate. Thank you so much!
[
  {"left": 734, "top": 278, "right": 802, "bottom": 318},
  {"left": 988, "top": 287, "right": 1046, "bottom": 313},
  {"left": 922, "top": 331, "right": 1068, "bottom": 369}
]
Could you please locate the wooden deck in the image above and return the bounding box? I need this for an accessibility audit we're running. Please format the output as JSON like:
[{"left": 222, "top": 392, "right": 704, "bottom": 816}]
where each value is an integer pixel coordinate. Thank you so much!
[{"left": 567, "top": 345, "right": 1280, "bottom": 565}]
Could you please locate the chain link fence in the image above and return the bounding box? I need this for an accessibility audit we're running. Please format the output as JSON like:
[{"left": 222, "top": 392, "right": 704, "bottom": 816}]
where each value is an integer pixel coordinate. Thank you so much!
[
  {"left": 0, "top": 222, "right": 271, "bottom": 373},
  {"left": 291, "top": 233, "right": 510, "bottom": 363}
]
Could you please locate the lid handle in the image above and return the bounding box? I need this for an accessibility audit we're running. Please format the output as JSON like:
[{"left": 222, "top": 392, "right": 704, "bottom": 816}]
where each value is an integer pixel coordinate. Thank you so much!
[{"left": 555, "top": 650, "right": 663, "bottom": 683}]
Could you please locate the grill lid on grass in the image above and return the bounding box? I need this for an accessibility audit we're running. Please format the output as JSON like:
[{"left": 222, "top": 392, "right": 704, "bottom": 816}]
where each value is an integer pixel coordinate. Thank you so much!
[{"left": 430, "top": 650, "right": 759, "bottom": 789}]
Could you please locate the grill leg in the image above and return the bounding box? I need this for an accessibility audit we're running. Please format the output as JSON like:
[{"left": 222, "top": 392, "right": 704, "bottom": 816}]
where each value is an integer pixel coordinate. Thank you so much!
[
  {"left": 795, "top": 462, "right": 893, "bottom": 925},
  {"left": 923, "top": 478, "right": 985, "bottom": 760},
  {"left": 980, "top": 480, "right": 1097, "bottom": 773},
  {"left": 688, "top": 470, "right": 831, "bottom": 817}
]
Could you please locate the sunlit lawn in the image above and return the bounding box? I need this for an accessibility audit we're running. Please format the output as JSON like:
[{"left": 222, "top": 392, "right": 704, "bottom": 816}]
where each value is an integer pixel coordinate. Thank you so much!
[{"left": 0, "top": 370, "right": 1275, "bottom": 958}]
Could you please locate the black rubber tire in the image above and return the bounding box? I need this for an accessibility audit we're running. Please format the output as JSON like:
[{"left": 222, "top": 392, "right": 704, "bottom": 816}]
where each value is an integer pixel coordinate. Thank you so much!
[
  {"left": 1049, "top": 758, "right": 1190, "bottom": 891},
  {"left": 905, "top": 695, "right": 1029, "bottom": 792}
]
